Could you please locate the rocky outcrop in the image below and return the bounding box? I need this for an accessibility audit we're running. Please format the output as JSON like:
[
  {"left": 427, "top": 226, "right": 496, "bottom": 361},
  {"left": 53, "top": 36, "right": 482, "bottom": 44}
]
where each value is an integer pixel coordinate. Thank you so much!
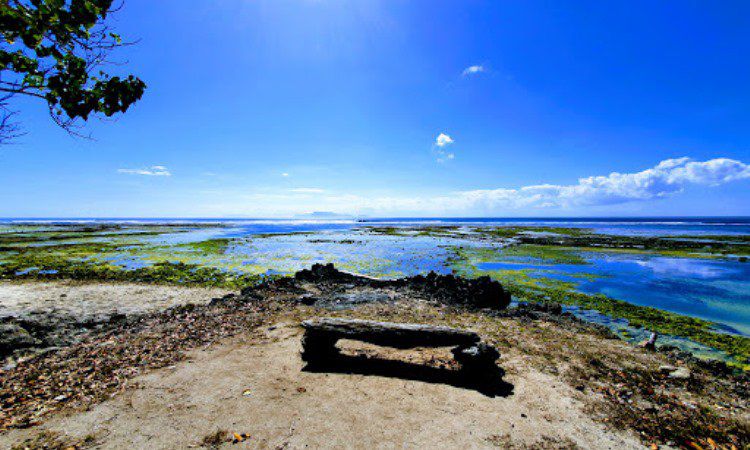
[
  {"left": 2, "top": 264, "right": 513, "bottom": 364},
  {"left": 0, "top": 320, "right": 40, "bottom": 357},
  {"left": 284, "top": 263, "right": 512, "bottom": 310},
  {"left": 294, "top": 263, "right": 362, "bottom": 284},
  {"left": 404, "top": 272, "right": 511, "bottom": 310},
  {"left": 1, "top": 312, "right": 131, "bottom": 365}
]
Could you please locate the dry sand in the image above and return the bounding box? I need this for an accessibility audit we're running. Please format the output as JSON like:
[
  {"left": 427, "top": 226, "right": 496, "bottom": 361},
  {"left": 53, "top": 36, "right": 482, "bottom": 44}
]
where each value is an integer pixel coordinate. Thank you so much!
[
  {"left": 0, "top": 322, "right": 641, "bottom": 449},
  {"left": 0, "top": 280, "right": 232, "bottom": 319}
]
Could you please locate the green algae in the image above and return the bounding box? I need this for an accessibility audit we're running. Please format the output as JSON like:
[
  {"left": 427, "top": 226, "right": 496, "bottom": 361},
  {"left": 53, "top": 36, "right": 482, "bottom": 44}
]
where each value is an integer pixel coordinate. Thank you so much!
[
  {"left": 447, "top": 246, "right": 750, "bottom": 368},
  {"left": 470, "top": 226, "right": 593, "bottom": 239},
  {"left": 2, "top": 223, "right": 748, "bottom": 367},
  {"left": 360, "top": 223, "right": 750, "bottom": 260},
  {"left": 0, "top": 254, "right": 267, "bottom": 289},
  {"left": 337, "top": 256, "right": 395, "bottom": 277},
  {"left": 251, "top": 231, "right": 316, "bottom": 239},
  {"left": 520, "top": 234, "right": 750, "bottom": 258},
  {"left": 450, "top": 244, "right": 588, "bottom": 266},
  {"left": 176, "top": 238, "right": 233, "bottom": 255},
  {"left": 362, "top": 225, "right": 463, "bottom": 238},
  {"left": 512, "top": 284, "right": 749, "bottom": 368}
]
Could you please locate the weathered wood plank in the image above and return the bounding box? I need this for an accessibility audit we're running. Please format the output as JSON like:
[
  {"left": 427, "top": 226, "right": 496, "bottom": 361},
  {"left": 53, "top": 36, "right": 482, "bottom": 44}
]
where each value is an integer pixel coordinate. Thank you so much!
[{"left": 301, "top": 318, "right": 480, "bottom": 349}]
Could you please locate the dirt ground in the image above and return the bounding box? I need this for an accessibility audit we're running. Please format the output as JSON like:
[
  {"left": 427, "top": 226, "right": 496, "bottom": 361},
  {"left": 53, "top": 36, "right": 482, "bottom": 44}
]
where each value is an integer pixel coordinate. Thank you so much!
[
  {"left": 2, "top": 275, "right": 746, "bottom": 449},
  {"left": 0, "top": 322, "right": 641, "bottom": 449},
  {"left": 0, "top": 280, "right": 232, "bottom": 319}
]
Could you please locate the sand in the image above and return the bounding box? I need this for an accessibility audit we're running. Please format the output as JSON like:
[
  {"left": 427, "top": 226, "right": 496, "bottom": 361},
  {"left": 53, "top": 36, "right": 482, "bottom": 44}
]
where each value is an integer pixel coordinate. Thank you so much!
[
  {"left": 0, "top": 322, "right": 641, "bottom": 449},
  {"left": 0, "top": 280, "right": 232, "bottom": 320}
]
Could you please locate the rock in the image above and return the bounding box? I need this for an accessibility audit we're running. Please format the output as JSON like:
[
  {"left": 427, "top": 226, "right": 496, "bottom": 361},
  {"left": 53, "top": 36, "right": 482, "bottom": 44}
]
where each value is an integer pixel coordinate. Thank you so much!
[
  {"left": 209, "top": 293, "right": 238, "bottom": 306},
  {"left": 641, "top": 332, "right": 658, "bottom": 351},
  {"left": 452, "top": 342, "right": 500, "bottom": 367},
  {"left": 406, "top": 272, "right": 511, "bottom": 309},
  {"left": 287, "top": 264, "right": 512, "bottom": 310},
  {"left": 668, "top": 367, "right": 691, "bottom": 379},
  {"left": 298, "top": 294, "right": 318, "bottom": 305},
  {"left": 0, "top": 321, "right": 41, "bottom": 357},
  {"left": 295, "top": 263, "right": 359, "bottom": 283},
  {"left": 514, "top": 302, "right": 562, "bottom": 317},
  {"left": 659, "top": 365, "right": 691, "bottom": 379}
]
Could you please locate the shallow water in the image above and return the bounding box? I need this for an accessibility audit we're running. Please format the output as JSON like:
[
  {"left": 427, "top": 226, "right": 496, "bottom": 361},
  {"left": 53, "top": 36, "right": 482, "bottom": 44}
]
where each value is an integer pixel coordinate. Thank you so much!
[
  {"left": 4, "top": 216, "right": 750, "bottom": 236},
  {"left": 578, "top": 255, "right": 750, "bottom": 336},
  {"left": 2, "top": 217, "right": 749, "bottom": 347},
  {"left": 138, "top": 222, "right": 750, "bottom": 340},
  {"left": 480, "top": 254, "right": 750, "bottom": 336}
]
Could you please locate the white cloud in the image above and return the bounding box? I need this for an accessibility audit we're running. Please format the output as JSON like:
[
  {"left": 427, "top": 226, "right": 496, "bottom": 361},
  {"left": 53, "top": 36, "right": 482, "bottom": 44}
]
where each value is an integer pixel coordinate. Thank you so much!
[
  {"left": 436, "top": 152, "right": 455, "bottom": 164},
  {"left": 445, "top": 157, "right": 750, "bottom": 210},
  {"left": 117, "top": 166, "right": 171, "bottom": 176},
  {"left": 462, "top": 65, "right": 485, "bottom": 76},
  {"left": 179, "top": 157, "right": 750, "bottom": 217},
  {"left": 434, "top": 133, "right": 455, "bottom": 163},
  {"left": 289, "top": 188, "right": 325, "bottom": 194},
  {"left": 273, "top": 157, "right": 750, "bottom": 214},
  {"left": 435, "top": 133, "right": 454, "bottom": 147},
  {"left": 282, "top": 172, "right": 289, "bottom": 177}
]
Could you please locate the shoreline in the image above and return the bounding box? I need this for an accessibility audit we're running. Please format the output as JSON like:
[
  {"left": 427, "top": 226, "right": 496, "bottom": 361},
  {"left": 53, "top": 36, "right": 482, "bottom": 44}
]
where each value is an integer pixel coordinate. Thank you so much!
[
  {"left": 1, "top": 267, "right": 747, "bottom": 449},
  {"left": 0, "top": 280, "right": 233, "bottom": 368},
  {"left": 2, "top": 222, "right": 749, "bottom": 369}
]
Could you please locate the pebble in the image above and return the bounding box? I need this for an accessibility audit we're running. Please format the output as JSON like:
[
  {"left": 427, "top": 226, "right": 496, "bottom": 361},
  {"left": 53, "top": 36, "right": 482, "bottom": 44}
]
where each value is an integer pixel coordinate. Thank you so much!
[
  {"left": 659, "top": 365, "right": 691, "bottom": 379},
  {"left": 668, "top": 367, "right": 691, "bottom": 379}
]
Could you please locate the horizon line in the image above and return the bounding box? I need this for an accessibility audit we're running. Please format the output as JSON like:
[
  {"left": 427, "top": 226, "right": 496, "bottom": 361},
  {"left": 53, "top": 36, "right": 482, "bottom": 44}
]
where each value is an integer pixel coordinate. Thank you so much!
[{"left": 2, "top": 215, "right": 750, "bottom": 220}]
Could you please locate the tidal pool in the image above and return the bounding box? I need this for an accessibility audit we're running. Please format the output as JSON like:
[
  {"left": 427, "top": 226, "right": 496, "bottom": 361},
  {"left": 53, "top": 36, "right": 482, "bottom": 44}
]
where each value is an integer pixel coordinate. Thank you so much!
[
  {"left": 2, "top": 219, "right": 749, "bottom": 363},
  {"left": 479, "top": 254, "right": 750, "bottom": 336}
]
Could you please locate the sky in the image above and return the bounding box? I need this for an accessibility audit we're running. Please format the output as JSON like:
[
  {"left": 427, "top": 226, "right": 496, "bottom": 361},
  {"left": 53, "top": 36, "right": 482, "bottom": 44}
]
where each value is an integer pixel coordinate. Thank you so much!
[{"left": 1, "top": 0, "right": 749, "bottom": 218}]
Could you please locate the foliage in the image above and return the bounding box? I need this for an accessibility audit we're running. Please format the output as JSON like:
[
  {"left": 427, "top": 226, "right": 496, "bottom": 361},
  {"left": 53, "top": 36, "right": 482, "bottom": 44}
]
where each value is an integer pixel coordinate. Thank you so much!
[{"left": 0, "top": 0, "right": 145, "bottom": 141}]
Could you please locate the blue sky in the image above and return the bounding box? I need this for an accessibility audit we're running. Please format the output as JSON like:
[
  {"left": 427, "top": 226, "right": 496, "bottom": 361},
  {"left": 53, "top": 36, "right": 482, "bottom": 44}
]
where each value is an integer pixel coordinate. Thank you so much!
[{"left": 1, "top": 0, "right": 749, "bottom": 218}]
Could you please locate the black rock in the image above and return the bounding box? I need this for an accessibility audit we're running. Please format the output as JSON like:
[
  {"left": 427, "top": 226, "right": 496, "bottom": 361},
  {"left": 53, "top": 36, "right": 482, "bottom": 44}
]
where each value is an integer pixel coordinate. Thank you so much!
[
  {"left": 0, "top": 320, "right": 41, "bottom": 357},
  {"left": 295, "top": 263, "right": 359, "bottom": 283},
  {"left": 299, "top": 294, "right": 318, "bottom": 305},
  {"left": 406, "top": 272, "right": 511, "bottom": 310}
]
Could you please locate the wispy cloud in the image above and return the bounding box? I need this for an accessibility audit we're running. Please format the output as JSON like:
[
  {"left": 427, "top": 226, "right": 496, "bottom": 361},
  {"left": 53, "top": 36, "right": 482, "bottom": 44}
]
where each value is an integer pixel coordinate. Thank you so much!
[
  {"left": 180, "top": 157, "right": 750, "bottom": 217},
  {"left": 117, "top": 165, "right": 171, "bottom": 176},
  {"left": 434, "top": 133, "right": 455, "bottom": 163},
  {"left": 462, "top": 65, "right": 485, "bottom": 76},
  {"left": 281, "top": 172, "right": 290, "bottom": 177},
  {"left": 240, "top": 157, "right": 750, "bottom": 214},
  {"left": 289, "top": 188, "right": 324, "bottom": 194}
]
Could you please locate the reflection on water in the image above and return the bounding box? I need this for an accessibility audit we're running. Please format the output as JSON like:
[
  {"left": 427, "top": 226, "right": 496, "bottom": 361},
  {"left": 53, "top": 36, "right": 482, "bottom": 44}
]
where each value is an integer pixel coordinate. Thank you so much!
[
  {"left": 83, "top": 222, "right": 750, "bottom": 338},
  {"left": 145, "top": 222, "right": 750, "bottom": 340},
  {"left": 631, "top": 257, "right": 736, "bottom": 278},
  {"left": 2, "top": 218, "right": 749, "bottom": 357},
  {"left": 482, "top": 253, "right": 750, "bottom": 336}
]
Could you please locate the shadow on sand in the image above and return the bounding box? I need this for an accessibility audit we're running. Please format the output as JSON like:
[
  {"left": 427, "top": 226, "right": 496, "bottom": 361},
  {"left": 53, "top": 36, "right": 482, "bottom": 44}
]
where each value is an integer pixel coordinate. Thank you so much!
[{"left": 302, "top": 353, "right": 514, "bottom": 398}]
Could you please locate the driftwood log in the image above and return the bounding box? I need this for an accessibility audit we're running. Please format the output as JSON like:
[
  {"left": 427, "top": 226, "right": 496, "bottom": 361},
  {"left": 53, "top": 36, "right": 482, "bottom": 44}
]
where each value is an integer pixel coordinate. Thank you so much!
[{"left": 301, "top": 318, "right": 499, "bottom": 372}]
